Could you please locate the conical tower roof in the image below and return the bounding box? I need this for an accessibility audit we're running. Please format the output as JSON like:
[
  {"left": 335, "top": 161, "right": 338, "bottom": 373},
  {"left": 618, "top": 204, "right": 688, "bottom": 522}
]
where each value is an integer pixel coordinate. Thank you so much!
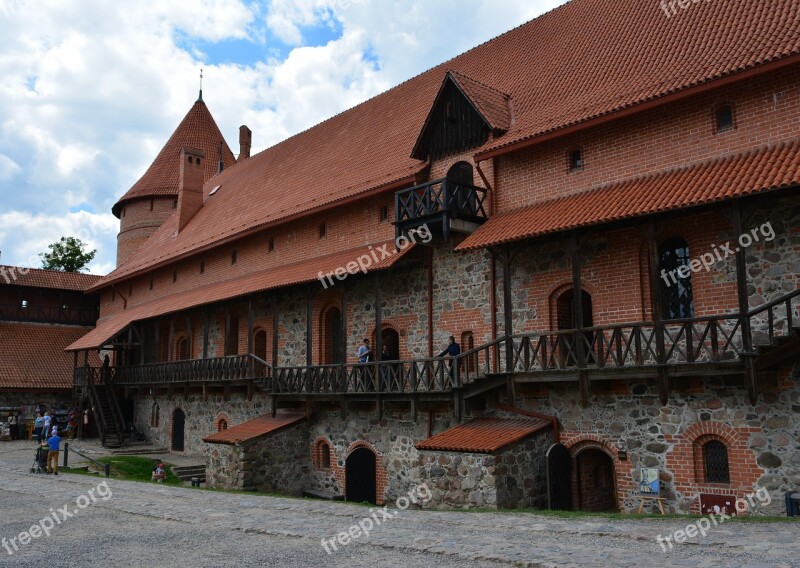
[{"left": 112, "top": 97, "right": 236, "bottom": 218}]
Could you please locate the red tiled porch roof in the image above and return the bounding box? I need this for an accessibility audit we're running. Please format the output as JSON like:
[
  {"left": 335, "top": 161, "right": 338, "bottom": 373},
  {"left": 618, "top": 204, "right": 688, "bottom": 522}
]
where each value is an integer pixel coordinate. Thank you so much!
[
  {"left": 0, "top": 322, "right": 100, "bottom": 390},
  {"left": 67, "top": 241, "right": 414, "bottom": 351},
  {"left": 202, "top": 412, "right": 305, "bottom": 445},
  {"left": 0, "top": 266, "right": 101, "bottom": 291},
  {"left": 457, "top": 139, "right": 800, "bottom": 251},
  {"left": 94, "top": 0, "right": 800, "bottom": 288},
  {"left": 415, "top": 417, "right": 551, "bottom": 453}
]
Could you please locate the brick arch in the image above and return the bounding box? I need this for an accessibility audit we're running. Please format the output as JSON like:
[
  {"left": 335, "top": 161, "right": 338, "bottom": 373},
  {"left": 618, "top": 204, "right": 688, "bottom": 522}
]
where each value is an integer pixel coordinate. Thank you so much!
[
  {"left": 564, "top": 434, "right": 619, "bottom": 460},
  {"left": 344, "top": 440, "right": 389, "bottom": 505},
  {"left": 311, "top": 435, "right": 336, "bottom": 470},
  {"left": 683, "top": 421, "right": 740, "bottom": 447},
  {"left": 370, "top": 322, "right": 402, "bottom": 359},
  {"left": 214, "top": 412, "right": 231, "bottom": 433},
  {"left": 547, "top": 280, "right": 597, "bottom": 330}
]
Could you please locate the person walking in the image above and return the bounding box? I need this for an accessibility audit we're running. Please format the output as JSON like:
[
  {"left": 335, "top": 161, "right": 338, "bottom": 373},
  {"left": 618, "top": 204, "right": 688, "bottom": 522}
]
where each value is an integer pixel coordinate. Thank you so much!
[{"left": 46, "top": 430, "right": 61, "bottom": 475}]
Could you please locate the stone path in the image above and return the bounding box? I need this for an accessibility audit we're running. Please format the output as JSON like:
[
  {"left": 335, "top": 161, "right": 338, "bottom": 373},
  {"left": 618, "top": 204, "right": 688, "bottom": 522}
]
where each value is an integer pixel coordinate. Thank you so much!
[{"left": 0, "top": 441, "right": 797, "bottom": 567}]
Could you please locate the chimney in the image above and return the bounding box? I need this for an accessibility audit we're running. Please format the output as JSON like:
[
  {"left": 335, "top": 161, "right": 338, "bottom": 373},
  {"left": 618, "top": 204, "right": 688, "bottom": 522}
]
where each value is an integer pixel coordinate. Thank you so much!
[
  {"left": 239, "top": 125, "right": 252, "bottom": 161},
  {"left": 177, "top": 147, "right": 205, "bottom": 232}
]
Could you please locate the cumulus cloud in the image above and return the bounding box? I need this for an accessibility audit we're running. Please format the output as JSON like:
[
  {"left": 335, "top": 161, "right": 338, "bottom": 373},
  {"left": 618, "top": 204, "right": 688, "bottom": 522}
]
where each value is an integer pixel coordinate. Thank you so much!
[{"left": 0, "top": 0, "right": 567, "bottom": 274}]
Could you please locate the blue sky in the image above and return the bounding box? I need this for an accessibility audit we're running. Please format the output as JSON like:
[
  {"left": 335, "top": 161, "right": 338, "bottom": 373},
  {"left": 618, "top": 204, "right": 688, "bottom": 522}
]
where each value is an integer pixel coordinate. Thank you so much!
[{"left": 0, "top": 0, "right": 568, "bottom": 275}]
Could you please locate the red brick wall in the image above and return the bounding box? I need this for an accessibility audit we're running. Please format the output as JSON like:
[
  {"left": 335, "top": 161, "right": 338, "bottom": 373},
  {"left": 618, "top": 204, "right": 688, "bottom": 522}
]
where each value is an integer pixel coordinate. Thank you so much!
[
  {"left": 495, "top": 66, "right": 800, "bottom": 211},
  {"left": 117, "top": 197, "right": 177, "bottom": 267}
]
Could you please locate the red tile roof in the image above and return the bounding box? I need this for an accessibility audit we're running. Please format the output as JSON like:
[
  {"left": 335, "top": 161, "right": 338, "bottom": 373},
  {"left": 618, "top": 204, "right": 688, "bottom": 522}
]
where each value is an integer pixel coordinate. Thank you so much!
[
  {"left": 0, "top": 322, "right": 99, "bottom": 390},
  {"left": 449, "top": 71, "right": 511, "bottom": 132},
  {"left": 203, "top": 412, "right": 305, "bottom": 445},
  {"left": 415, "top": 417, "right": 551, "bottom": 453},
  {"left": 94, "top": 0, "right": 800, "bottom": 289},
  {"left": 458, "top": 139, "right": 800, "bottom": 251},
  {"left": 0, "top": 266, "right": 101, "bottom": 291},
  {"left": 112, "top": 99, "right": 236, "bottom": 217},
  {"left": 69, "top": 241, "right": 413, "bottom": 350}
]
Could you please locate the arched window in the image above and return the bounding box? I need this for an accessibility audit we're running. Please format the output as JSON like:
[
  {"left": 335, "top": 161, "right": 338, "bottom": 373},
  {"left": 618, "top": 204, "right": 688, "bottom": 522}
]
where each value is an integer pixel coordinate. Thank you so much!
[
  {"left": 703, "top": 440, "right": 730, "bottom": 484},
  {"left": 175, "top": 336, "right": 189, "bottom": 361},
  {"left": 218, "top": 419, "right": 228, "bottom": 432},
  {"left": 659, "top": 237, "right": 694, "bottom": 319},
  {"left": 461, "top": 331, "right": 475, "bottom": 373},
  {"left": 316, "top": 440, "right": 332, "bottom": 469},
  {"left": 447, "top": 161, "right": 474, "bottom": 186},
  {"left": 150, "top": 403, "right": 160, "bottom": 428}
]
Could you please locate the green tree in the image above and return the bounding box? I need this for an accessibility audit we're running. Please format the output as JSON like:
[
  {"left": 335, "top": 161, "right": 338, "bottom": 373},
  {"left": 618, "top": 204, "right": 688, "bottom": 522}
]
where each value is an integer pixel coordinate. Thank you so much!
[{"left": 40, "top": 236, "right": 97, "bottom": 272}]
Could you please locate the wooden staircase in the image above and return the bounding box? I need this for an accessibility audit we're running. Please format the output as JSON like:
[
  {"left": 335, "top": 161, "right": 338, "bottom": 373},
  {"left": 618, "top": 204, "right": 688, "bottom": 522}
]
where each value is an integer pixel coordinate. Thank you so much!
[
  {"left": 755, "top": 326, "right": 800, "bottom": 372},
  {"left": 85, "top": 367, "right": 126, "bottom": 448}
]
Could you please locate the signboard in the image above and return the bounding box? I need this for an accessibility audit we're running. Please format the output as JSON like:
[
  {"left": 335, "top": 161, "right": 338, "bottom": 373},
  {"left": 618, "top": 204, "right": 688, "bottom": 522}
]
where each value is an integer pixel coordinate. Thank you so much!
[{"left": 639, "top": 468, "right": 660, "bottom": 495}]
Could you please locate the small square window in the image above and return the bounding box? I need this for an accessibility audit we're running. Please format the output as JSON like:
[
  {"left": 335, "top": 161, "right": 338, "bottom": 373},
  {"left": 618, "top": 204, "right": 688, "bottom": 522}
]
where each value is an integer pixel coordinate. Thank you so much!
[
  {"left": 715, "top": 104, "right": 735, "bottom": 133},
  {"left": 380, "top": 206, "right": 389, "bottom": 222},
  {"left": 319, "top": 224, "right": 327, "bottom": 239},
  {"left": 569, "top": 148, "right": 583, "bottom": 172}
]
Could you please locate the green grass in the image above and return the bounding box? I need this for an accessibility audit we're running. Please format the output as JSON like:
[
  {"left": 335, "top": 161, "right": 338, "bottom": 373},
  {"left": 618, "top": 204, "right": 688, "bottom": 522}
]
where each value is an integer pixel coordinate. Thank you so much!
[{"left": 62, "top": 456, "right": 182, "bottom": 485}]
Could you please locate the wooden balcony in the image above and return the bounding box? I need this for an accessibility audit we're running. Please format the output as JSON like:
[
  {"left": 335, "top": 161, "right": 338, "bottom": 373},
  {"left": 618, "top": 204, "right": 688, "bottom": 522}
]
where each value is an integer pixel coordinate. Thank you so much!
[
  {"left": 395, "top": 177, "right": 488, "bottom": 241},
  {"left": 1, "top": 303, "right": 98, "bottom": 326}
]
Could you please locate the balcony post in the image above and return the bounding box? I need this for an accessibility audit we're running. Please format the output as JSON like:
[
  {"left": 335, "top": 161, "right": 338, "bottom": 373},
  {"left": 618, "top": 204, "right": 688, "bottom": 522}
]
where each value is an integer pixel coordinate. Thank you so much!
[
  {"left": 732, "top": 201, "right": 757, "bottom": 403},
  {"left": 168, "top": 319, "right": 175, "bottom": 361},
  {"left": 203, "top": 309, "right": 210, "bottom": 359},
  {"left": 571, "top": 232, "right": 589, "bottom": 407},
  {"left": 502, "top": 245, "right": 516, "bottom": 404},
  {"left": 374, "top": 272, "right": 383, "bottom": 419},
  {"left": 646, "top": 223, "right": 669, "bottom": 405}
]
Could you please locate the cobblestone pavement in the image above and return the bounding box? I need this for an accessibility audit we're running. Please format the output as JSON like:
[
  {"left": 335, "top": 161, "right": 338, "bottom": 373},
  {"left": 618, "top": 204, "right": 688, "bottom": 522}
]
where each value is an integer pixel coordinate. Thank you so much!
[{"left": 0, "top": 442, "right": 797, "bottom": 567}]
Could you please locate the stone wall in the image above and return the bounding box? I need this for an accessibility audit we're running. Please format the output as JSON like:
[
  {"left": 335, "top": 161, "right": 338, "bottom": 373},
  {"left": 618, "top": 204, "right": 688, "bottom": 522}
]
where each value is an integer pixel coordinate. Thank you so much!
[{"left": 517, "top": 370, "right": 800, "bottom": 515}]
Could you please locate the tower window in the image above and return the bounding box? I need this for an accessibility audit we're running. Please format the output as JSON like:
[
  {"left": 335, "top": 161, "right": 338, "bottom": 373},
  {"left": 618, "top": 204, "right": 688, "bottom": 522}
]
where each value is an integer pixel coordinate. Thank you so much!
[
  {"left": 715, "top": 104, "right": 735, "bottom": 133},
  {"left": 231, "top": 250, "right": 237, "bottom": 265},
  {"left": 569, "top": 148, "right": 584, "bottom": 172},
  {"left": 200, "top": 261, "right": 205, "bottom": 274},
  {"left": 319, "top": 224, "right": 327, "bottom": 239}
]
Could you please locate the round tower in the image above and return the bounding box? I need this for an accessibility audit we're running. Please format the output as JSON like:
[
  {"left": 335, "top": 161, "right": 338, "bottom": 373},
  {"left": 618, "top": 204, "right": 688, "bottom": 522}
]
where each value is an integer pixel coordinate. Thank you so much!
[{"left": 113, "top": 93, "right": 237, "bottom": 267}]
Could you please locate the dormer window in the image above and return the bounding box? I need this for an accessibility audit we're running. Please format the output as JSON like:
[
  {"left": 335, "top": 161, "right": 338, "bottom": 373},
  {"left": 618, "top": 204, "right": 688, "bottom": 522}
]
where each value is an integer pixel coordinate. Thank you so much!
[{"left": 569, "top": 148, "right": 584, "bottom": 172}]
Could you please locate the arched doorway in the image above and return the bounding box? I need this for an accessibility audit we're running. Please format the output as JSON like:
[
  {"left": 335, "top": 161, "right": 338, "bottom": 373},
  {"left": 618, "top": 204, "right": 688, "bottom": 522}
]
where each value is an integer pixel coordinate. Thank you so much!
[
  {"left": 555, "top": 288, "right": 594, "bottom": 366},
  {"left": 175, "top": 336, "right": 189, "bottom": 361},
  {"left": 575, "top": 448, "right": 616, "bottom": 512},
  {"left": 447, "top": 161, "right": 474, "bottom": 185},
  {"left": 171, "top": 408, "right": 185, "bottom": 452},
  {"left": 546, "top": 443, "right": 573, "bottom": 510},
  {"left": 345, "top": 447, "right": 377, "bottom": 504},
  {"left": 381, "top": 327, "right": 400, "bottom": 360},
  {"left": 322, "top": 307, "right": 344, "bottom": 364}
]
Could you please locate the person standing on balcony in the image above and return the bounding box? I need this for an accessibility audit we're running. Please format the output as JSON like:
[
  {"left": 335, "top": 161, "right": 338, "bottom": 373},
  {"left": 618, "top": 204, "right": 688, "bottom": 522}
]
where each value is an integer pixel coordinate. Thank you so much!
[
  {"left": 438, "top": 336, "right": 461, "bottom": 382},
  {"left": 356, "top": 338, "right": 373, "bottom": 391}
]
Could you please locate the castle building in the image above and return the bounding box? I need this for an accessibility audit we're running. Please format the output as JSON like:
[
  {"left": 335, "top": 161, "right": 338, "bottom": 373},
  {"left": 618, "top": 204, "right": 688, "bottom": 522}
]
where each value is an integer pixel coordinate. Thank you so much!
[
  {"left": 69, "top": 0, "right": 800, "bottom": 514},
  {"left": 0, "top": 265, "right": 100, "bottom": 437}
]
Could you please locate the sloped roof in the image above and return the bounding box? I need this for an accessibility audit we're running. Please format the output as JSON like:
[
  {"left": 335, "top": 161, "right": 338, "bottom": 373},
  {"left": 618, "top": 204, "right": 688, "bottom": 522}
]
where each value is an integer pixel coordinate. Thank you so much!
[
  {"left": 0, "top": 266, "right": 101, "bottom": 291},
  {"left": 203, "top": 412, "right": 305, "bottom": 445},
  {"left": 100, "top": 0, "right": 800, "bottom": 287},
  {"left": 458, "top": 138, "right": 800, "bottom": 251},
  {"left": 69, "top": 241, "right": 414, "bottom": 350},
  {"left": 449, "top": 71, "right": 511, "bottom": 132},
  {"left": 0, "top": 322, "right": 100, "bottom": 390},
  {"left": 415, "top": 417, "right": 551, "bottom": 453},
  {"left": 112, "top": 98, "right": 236, "bottom": 217}
]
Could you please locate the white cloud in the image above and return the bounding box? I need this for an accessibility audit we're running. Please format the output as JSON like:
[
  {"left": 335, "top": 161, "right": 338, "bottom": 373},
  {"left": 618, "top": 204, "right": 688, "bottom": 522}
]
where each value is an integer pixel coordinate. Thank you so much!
[{"left": 0, "top": 0, "right": 568, "bottom": 274}]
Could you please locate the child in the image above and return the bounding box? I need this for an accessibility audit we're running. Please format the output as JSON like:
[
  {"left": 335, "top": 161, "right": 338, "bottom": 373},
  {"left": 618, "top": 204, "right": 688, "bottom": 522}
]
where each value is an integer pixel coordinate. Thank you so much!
[{"left": 152, "top": 463, "right": 166, "bottom": 482}]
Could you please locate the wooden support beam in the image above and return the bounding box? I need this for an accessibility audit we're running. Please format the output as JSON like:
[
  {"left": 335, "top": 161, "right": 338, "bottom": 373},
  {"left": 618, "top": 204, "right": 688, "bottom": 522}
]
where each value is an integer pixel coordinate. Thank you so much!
[
  {"left": 502, "top": 245, "right": 516, "bottom": 404},
  {"left": 203, "top": 309, "right": 210, "bottom": 360},
  {"left": 247, "top": 380, "right": 254, "bottom": 402},
  {"left": 272, "top": 294, "right": 280, "bottom": 369},
  {"left": 306, "top": 286, "right": 314, "bottom": 367},
  {"left": 202, "top": 383, "right": 208, "bottom": 402},
  {"left": 341, "top": 291, "right": 348, "bottom": 364},
  {"left": 247, "top": 296, "right": 254, "bottom": 356},
  {"left": 167, "top": 384, "right": 173, "bottom": 401},
  {"left": 732, "top": 201, "right": 758, "bottom": 404},
  {"left": 646, "top": 223, "right": 669, "bottom": 405},
  {"left": 427, "top": 247, "right": 434, "bottom": 358},
  {"left": 571, "top": 232, "right": 589, "bottom": 408},
  {"left": 375, "top": 273, "right": 383, "bottom": 394},
  {"left": 168, "top": 319, "right": 175, "bottom": 362}
]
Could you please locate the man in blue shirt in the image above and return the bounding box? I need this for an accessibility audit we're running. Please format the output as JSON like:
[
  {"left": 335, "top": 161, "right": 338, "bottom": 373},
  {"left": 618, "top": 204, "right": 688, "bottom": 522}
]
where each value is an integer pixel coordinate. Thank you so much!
[
  {"left": 47, "top": 431, "right": 61, "bottom": 475},
  {"left": 438, "top": 336, "right": 461, "bottom": 358}
]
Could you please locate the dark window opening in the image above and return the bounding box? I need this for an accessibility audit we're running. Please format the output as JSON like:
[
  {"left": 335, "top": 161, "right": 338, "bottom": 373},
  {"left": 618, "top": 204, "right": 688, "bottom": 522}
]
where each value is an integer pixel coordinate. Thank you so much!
[
  {"left": 231, "top": 250, "right": 237, "bottom": 265},
  {"left": 200, "top": 261, "right": 205, "bottom": 274},
  {"left": 569, "top": 148, "right": 584, "bottom": 171},
  {"left": 447, "top": 161, "right": 474, "bottom": 186},
  {"left": 319, "top": 224, "right": 327, "bottom": 239},
  {"left": 173, "top": 270, "right": 177, "bottom": 283},
  {"left": 218, "top": 419, "right": 228, "bottom": 432},
  {"left": 268, "top": 237, "right": 275, "bottom": 252},
  {"left": 715, "top": 104, "right": 735, "bottom": 133},
  {"left": 319, "top": 442, "right": 331, "bottom": 469},
  {"left": 149, "top": 279, "right": 154, "bottom": 291},
  {"left": 659, "top": 237, "right": 694, "bottom": 319},
  {"left": 380, "top": 206, "right": 388, "bottom": 222},
  {"left": 149, "top": 199, "right": 154, "bottom": 211},
  {"left": 703, "top": 440, "right": 730, "bottom": 484}
]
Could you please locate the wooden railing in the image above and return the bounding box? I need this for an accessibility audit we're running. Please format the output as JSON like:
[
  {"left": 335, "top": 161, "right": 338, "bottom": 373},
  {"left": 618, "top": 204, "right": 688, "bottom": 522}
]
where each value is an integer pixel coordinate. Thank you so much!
[
  {"left": 395, "top": 178, "right": 488, "bottom": 226},
  {"left": 0, "top": 303, "right": 98, "bottom": 326},
  {"left": 748, "top": 288, "right": 800, "bottom": 346}
]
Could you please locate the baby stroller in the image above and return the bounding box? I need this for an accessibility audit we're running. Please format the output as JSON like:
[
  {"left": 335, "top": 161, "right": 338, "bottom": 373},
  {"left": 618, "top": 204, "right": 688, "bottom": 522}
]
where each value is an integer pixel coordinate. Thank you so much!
[{"left": 30, "top": 445, "right": 49, "bottom": 474}]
